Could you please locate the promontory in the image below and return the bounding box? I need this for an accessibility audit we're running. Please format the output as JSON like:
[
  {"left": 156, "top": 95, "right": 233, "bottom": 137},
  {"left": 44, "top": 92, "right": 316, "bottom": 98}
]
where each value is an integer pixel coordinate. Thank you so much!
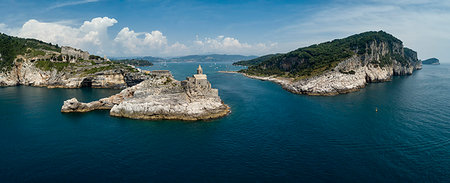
[
  {"left": 61, "top": 65, "right": 230, "bottom": 121},
  {"left": 0, "top": 33, "right": 151, "bottom": 89},
  {"left": 233, "top": 31, "right": 422, "bottom": 95}
]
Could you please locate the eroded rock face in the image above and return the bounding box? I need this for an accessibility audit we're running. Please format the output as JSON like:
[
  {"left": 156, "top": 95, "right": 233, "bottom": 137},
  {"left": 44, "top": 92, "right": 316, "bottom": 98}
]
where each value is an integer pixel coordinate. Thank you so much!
[
  {"left": 243, "top": 43, "right": 422, "bottom": 96},
  {"left": 0, "top": 59, "right": 151, "bottom": 89},
  {"left": 61, "top": 67, "right": 230, "bottom": 121}
]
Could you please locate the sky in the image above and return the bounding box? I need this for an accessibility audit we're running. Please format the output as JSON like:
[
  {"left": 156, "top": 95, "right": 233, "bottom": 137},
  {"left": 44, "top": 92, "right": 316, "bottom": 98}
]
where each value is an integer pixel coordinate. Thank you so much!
[{"left": 0, "top": 0, "right": 449, "bottom": 61}]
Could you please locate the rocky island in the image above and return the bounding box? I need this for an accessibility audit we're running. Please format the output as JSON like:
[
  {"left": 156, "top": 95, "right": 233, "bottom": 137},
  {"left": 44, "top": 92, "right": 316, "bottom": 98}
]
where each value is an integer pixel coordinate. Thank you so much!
[
  {"left": 61, "top": 65, "right": 230, "bottom": 121},
  {"left": 0, "top": 33, "right": 150, "bottom": 89},
  {"left": 233, "top": 31, "right": 422, "bottom": 95},
  {"left": 422, "top": 58, "right": 440, "bottom": 65}
]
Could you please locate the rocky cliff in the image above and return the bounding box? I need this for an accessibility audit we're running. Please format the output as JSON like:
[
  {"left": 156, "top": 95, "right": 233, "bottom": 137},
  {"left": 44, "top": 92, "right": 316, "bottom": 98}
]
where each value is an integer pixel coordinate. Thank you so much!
[
  {"left": 0, "top": 33, "right": 151, "bottom": 89},
  {"left": 61, "top": 66, "right": 230, "bottom": 121},
  {"left": 235, "top": 31, "right": 422, "bottom": 95},
  {"left": 0, "top": 58, "right": 151, "bottom": 89}
]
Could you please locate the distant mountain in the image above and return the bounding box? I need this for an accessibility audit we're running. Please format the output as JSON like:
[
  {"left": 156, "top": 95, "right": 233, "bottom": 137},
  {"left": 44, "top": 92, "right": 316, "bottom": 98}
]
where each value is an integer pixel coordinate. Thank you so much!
[
  {"left": 168, "top": 54, "right": 257, "bottom": 63},
  {"left": 111, "top": 59, "right": 154, "bottom": 66},
  {"left": 233, "top": 54, "right": 282, "bottom": 66},
  {"left": 140, "top": 56, "right": 167, "bottom": 62},
  {"left": 422, "top": 58, "right": 440, "bottom": 65},
  {"left": 124, "top": 54, "right": 257, "bottom": 63}
]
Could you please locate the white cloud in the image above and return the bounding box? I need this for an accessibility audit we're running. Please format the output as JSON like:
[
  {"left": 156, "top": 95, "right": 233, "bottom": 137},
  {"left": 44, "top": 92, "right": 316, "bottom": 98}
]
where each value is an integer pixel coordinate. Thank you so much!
[
  {"left": 114, "top": 27, "right": 169, "bottom": 55},
  {"left": 0, "top": 17, "right": 274, "bottom": 57},
  {"left": 15, "top": 17, "right": 117, "bottom": 55},
  {"left": 193, "top": 35, "right": 275, "bottom": 55}
]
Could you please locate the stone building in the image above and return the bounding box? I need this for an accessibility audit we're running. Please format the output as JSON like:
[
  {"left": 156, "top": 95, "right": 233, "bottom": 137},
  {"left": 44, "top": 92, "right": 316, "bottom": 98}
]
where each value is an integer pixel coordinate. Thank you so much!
[
  {"left": 61, "top": 46, "right": 89, "bottom": 62},
  {"left": 182, "top": 65, "right": 218, "bottom": 97}
]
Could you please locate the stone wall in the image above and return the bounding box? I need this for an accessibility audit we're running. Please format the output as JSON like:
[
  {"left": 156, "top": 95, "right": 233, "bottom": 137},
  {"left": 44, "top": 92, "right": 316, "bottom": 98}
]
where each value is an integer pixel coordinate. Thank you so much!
[{"left": 61, "top": 46, "right": 89, "bottom": 61}]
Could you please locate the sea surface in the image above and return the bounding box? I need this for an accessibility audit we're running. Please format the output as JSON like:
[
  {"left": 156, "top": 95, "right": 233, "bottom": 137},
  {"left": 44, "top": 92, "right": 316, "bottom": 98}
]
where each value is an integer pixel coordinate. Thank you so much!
[{"left": 0, "top": 62, "right": 449, "bottom": 182}]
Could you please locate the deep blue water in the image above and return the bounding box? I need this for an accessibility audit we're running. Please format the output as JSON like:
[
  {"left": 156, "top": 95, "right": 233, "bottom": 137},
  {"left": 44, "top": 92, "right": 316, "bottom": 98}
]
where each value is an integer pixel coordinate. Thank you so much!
[{"left": 0, "top": 63, "right": 449, "bottom": 182}]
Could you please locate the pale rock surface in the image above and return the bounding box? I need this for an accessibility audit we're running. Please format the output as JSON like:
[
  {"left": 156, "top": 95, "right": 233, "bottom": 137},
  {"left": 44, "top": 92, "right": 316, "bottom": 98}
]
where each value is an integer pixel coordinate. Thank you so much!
[
  {"left": 62, "top": 66, "right": 230, "bottom": 121},
  {"left": 242, "top": 42, "right": 422, "bottom": 96}
]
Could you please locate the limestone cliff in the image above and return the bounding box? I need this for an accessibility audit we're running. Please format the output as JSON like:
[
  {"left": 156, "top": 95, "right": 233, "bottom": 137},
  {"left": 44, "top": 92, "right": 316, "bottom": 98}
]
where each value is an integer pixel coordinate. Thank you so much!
[
  {"left": 61, "top": 66, "right": 230, "bottom": 121},
  {"left": 0, "top": 58, "right": 151, "bottom": 89},
  {"left": 0, "top": 33, "right": 150, "bottom": 89},
  {"left": 235, "top": 31, "right": 422, "bottom": 95}
]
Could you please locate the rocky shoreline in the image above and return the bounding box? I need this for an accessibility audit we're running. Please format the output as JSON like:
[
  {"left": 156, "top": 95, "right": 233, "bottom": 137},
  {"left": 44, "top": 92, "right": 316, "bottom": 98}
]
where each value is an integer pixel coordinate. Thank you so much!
[
  {"left": 62, "top": 66, "right": 230, "bottom": 121},
  {"left": 228, "top": 54, "right": 422, "bottom": 96},
  {"left": 0, "top": 45, "right": 152, "bottom": 89}
]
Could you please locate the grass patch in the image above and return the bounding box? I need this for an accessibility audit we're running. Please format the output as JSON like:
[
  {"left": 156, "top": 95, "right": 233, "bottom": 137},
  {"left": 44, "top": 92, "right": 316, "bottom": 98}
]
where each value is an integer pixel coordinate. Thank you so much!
[{"left": 35, "top": 60, "right": 72, "bottom": 71}]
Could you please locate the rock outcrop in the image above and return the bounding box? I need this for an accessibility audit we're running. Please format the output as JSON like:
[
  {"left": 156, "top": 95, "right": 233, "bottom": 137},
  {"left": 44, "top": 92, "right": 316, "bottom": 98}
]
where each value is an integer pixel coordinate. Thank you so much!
[
  {"left": 242, "top": 48, "right": 422, "bottom": 96},
  {"left": 0, "top": 55, "right": 152, "bottom": 89},
  {"left": 61, "top": 65, "right": 230, "bottom": 121}
]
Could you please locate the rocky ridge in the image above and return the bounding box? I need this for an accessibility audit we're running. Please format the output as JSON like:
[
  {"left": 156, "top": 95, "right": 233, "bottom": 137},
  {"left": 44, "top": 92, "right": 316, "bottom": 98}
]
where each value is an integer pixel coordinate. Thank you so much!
[
  {"left": 0, "top": 47, "right": 151, "bottom": 89},
  {"left": 235, "top": 31, "right": 422, "bottom": 95},
  {"left": 61, "top": 66, "right": 230, "bottom": 121}
]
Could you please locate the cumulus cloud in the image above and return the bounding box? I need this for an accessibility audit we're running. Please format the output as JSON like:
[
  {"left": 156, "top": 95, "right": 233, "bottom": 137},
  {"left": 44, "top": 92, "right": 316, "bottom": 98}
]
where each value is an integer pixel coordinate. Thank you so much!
[
  {"left": 114, "top": 27, "right": 168, "bottom": 54},
  {"left": 0, "top": 17, "right": 273, "bottom": 57},
  {"left": 193, "top": 35, "right": 276, "bottom": 55},
  {"left": 15, "top": 17, "right": 118, "bottom": 55}
]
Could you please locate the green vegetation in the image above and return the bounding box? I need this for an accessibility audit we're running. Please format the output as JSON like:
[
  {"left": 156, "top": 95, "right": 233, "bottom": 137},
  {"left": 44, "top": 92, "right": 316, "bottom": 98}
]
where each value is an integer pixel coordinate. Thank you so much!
[
  {"left": 35, "top": 60, "right": 73, "bottom": 71},
  {"left": 240, "top": 31, "right": 409, "bottom": 79},
  {"left": 26, "top": 49, "right": 46, "bottom": 57},
  {"left": 83, "top": 64, "right": 138, "bottom": 74},
  {"left": 83, "top": 65, "right": 115, "bottom": 74},
  {"left": 233, "top": 54, "right": 282, "bottom": 66},
  {"left": 0, "top": 33, "right": 60, "bottom": 70},
  {"left": 112, "top": 59, "right": 154, "bottom": 66}
]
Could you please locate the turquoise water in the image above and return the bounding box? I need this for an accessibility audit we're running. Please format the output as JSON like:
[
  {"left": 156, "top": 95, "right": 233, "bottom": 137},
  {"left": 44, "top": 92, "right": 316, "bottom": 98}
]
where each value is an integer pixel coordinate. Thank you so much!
[{"left": 0, "top": 63, "right": 449, "bottom": 182}]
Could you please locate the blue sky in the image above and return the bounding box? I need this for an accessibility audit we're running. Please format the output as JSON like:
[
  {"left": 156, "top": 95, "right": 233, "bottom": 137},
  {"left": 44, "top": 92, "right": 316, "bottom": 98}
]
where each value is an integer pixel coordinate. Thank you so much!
[{"left": 1, "top": 0, "right": 449, "bottom": 62}]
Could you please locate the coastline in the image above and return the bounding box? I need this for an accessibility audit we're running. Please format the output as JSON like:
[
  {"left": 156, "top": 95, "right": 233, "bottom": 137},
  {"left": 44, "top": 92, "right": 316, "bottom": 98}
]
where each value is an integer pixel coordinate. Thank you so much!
[{"left": 220, "top": 70, "right": 384, "bottom": 96}]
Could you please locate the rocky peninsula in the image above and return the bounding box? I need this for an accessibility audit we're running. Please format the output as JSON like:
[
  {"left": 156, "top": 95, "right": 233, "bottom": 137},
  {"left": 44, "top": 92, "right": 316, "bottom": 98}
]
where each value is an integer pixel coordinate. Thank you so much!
[
  {"left": 234, "top": 31, "right": 422, "bottom": 96},
  {"left": 61, "top": 66, "right": 230, "bottom": 121},
  {"left": 0, "top": 33, "right": 150, "bottom": 89}
]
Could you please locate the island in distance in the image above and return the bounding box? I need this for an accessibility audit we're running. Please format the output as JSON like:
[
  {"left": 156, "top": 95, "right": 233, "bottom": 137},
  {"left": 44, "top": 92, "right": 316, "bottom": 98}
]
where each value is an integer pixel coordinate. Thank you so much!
[
  {"left": 422, "top": 58, "right": 440, "bottom": 65},
  {"left": 233, "top": 31, "right": 422, "bottom": 96}
]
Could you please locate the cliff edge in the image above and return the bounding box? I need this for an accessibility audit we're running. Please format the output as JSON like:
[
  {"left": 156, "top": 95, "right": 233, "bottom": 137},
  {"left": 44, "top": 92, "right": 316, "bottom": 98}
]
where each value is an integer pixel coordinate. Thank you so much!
[
  {"left": 61, "top": 66, "right": 230, "bottom": 121},
  {"left": 234, "top": 31, "right": 422, "bottom": 95},
  {"left": 0, "top": 33, "right": 150, "bottom": 89}
]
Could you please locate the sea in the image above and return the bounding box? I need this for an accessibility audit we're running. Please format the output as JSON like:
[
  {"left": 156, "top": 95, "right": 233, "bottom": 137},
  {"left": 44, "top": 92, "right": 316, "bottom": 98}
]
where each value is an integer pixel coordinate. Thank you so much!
[{"left": 0, "top": 62, "right": 449, "bottom": 182}]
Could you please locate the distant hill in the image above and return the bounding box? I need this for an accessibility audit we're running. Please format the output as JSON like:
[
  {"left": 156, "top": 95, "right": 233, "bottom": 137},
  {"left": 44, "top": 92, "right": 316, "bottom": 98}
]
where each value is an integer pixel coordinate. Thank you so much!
[
  {"left": 140, "top": 56, "right": 167, "bottom": 62},
  {"left": 233, "top": 54, "right": 282, "bottom": 66},
  {"left": 168, "top": 54, "right": 257, "bottom": 63},
  {"left": 112, "top": 59, "right": 154, "bottom": 66},
  {"left": 123, "top": 54, "right": 258, "bottom": 63},
  {"left": 422, "top": 58, "right": 440, "bottom": 65}
]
